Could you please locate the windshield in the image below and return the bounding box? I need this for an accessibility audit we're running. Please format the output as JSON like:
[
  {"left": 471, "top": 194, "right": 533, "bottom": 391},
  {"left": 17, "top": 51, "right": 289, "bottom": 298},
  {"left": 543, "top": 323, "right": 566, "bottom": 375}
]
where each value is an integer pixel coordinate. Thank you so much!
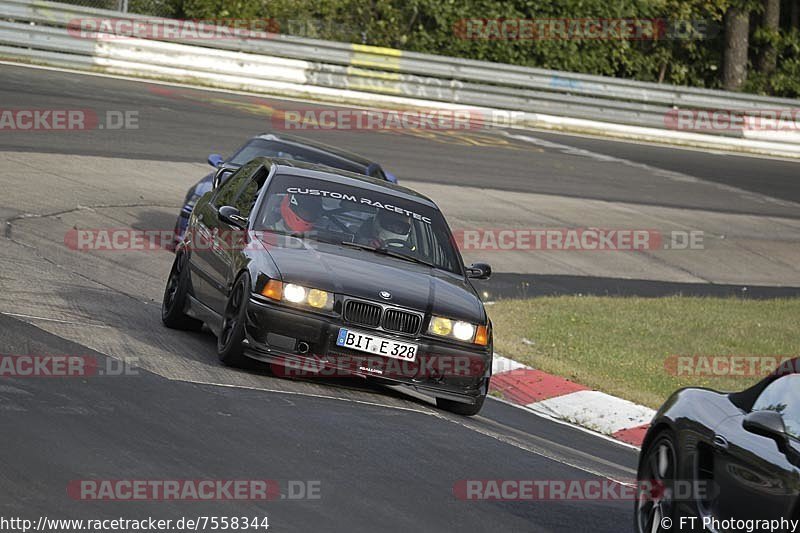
[
  {"left": 253, "top": 174, "right": 462, "bottom": 275},
  {"left": 229, "top": 139, "right": 366, "bottom": 174}
]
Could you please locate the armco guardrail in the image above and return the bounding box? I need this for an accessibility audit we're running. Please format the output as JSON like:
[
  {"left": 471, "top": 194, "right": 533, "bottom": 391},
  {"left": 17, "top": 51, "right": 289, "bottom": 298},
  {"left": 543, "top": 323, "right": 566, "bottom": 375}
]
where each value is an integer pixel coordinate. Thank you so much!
[{"left": 2, "top": 0, "right": 800, "bottom": 153}]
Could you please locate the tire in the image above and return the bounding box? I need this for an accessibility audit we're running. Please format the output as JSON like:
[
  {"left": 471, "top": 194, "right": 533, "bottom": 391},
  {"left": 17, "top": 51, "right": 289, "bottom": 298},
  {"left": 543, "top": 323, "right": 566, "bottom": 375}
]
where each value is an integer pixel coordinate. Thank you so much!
[
  {"left": 161, "top": 251, "right": 203, "bottom": 331},
  {"left": 217, "top": 272, "right": 251, "bottom": 367},
  {"left": 436, "top": 392, "right": 486, "bottom": 416},
  {"left": 634, "top": 430, "right": 678, "bottom": 533}
]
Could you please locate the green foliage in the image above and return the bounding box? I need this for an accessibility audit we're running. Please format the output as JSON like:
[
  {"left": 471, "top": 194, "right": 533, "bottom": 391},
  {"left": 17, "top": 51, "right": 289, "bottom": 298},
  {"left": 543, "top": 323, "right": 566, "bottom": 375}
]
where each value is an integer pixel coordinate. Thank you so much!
[
  {"left": 746, "top": 28, "right": 800, "bottom": 96},
  {"left": 125, "top": 0, "right": 800, "bottom": 97}
]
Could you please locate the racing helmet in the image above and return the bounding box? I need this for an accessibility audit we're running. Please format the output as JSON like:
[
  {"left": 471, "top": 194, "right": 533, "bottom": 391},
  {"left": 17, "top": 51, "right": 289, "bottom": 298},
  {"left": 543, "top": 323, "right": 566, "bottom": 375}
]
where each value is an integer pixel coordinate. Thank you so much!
[
  {"left": 373, "top": 210, "right": 412, "bottom": 242},
  {"left": 280, "top": 194, "right": 322, "bottom": 232}
]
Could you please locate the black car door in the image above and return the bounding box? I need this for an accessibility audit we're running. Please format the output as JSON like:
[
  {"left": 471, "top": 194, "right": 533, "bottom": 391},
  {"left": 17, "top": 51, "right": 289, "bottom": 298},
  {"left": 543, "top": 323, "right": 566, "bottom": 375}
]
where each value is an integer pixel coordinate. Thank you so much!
[
  {"left": 205, "top": 163, "right": 264, "bottom": 315},
  {"left": 710, "top": 375, "right": 800, "bottom": 523},
  {"left": 191, "top": 162, "right": 260, "bottom": 314}
]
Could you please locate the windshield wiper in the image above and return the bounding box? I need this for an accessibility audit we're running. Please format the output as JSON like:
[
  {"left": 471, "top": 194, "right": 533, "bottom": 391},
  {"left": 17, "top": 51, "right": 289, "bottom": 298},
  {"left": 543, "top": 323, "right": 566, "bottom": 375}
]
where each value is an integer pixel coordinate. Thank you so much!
[{"left": 340, "top": 241, "right": 438, "bottom": 269}]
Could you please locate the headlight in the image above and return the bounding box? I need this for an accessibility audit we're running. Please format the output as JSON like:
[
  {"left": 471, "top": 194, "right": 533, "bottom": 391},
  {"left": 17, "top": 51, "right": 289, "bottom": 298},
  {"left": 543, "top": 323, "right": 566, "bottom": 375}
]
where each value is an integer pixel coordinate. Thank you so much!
[
  {"left": 283, "top": 283, "right": 306, "bottom": 303},
  {"left": 452, "top": 321, "right": 476, "bottom": 341},
  {"left": 260, "top": 280, "right": 333, "bottom": 311},
  {"left": 306, "top": 289, "right": 330, "bottom": 308},
  {"left": 427, "top": 316, "right": 488, "bottom": 345},
  {"left": 429, "top": 316, "right": 452, "bottom": 336}
]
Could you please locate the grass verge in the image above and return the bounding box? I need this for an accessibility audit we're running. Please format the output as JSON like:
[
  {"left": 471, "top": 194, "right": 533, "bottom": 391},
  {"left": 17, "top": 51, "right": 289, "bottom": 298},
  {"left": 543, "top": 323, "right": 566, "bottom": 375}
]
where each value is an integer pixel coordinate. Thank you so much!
[{"left": 487, "top": 296, "right": 800, "bottom": 408}]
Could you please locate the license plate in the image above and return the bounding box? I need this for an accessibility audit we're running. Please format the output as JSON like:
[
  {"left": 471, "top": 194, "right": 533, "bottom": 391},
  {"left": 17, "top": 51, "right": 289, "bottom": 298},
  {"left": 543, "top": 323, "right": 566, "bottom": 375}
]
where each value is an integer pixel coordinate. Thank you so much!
[{"left": 336, "top": 328, "right": 418, "bottom": 361}]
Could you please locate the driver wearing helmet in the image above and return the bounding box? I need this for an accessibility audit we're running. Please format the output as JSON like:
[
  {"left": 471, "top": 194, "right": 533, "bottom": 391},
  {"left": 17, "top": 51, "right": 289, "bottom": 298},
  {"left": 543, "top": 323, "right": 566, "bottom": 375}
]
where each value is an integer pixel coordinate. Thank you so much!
[
  {"left": 275, "top": 193, "right": 323, "bottom": 233},
  {"left": 357, "top": 209, "right": 413, "bottom": 248}
]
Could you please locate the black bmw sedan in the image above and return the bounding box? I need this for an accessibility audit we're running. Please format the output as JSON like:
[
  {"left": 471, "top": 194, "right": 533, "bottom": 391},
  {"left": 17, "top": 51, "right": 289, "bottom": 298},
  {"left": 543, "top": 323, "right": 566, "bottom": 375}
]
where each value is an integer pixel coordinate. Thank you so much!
[{"left": 161, "top": 157, "right": 493, "bottom": 415}]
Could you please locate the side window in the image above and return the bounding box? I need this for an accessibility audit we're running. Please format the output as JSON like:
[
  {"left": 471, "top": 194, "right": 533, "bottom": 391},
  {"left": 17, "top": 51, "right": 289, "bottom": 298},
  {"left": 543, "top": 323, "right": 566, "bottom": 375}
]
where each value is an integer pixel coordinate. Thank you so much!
[
  {"left": 234, "top": 179, "right": 259, "bottom": 219},
  {"left": 213, "top": 162, "right": 259, "bottom": 208},
  {"left": 232, "top": 167, "right": 270, "bottom": 220},
  {"left": 214, "top": 169, "right": 249, "bottom": 208},
  {"left": 753, "top": 374, "right": 800, "bottom": 440}
]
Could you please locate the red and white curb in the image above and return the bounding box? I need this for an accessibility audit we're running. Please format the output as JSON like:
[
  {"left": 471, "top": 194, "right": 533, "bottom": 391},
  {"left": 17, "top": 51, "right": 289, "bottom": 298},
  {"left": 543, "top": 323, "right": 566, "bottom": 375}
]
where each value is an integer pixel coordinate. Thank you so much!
[{"left": 490, "top": 355, "right": 654, "bottom": 447}]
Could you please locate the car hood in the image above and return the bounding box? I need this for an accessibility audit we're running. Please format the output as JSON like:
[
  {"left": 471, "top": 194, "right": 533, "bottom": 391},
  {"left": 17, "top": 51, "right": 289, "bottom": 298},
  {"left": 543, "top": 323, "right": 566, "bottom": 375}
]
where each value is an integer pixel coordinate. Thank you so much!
[{"left": 258, "top": 239, "right": 485, "bottom": 324}]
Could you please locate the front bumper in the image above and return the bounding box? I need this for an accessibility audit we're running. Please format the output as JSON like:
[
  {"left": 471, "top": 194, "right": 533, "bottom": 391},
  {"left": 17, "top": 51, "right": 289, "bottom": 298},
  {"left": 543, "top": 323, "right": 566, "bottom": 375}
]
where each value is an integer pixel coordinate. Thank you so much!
[{"left": 244, "top": 297, "right": 491, "bottom": 404}]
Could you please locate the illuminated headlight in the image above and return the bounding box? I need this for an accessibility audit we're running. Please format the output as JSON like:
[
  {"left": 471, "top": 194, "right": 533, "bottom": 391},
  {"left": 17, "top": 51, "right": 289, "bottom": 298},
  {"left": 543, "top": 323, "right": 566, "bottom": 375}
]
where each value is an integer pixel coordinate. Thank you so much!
[
  {"left": 283, "top": 283, "right": 306, "bottom": 303},
  {"left": 261, "top": 281, "right": 333, "bottom": 311},
  {"left": 452, "top": 321, "right": 476, "bottom": 341},
  {"left": 427, "top": 316, "right": 487, "bottom": 345}
]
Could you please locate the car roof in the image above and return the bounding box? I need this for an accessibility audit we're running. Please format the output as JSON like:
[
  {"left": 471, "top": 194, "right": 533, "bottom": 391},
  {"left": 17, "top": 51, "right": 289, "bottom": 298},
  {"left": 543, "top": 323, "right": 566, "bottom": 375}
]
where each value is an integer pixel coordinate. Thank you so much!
[
  {"left": 252, "top": 157, "right": 437, "bottom": 208},
  {"left": 254, "top": 132, "right": 376, "bottom": 168}
]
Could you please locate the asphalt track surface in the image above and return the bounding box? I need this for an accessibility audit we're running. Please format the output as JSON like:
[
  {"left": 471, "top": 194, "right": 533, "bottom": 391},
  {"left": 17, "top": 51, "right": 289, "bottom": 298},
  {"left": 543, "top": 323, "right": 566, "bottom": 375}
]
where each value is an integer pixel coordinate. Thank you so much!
[
  {"left": 4, "top": 63, "right": 800, "bottom": 297},
  {"left": 0, "top": 312, "right": 645, "bottom": 532},
  {"left": 0, "top": 63, "right": 798, "bottom": 532},
  {"left": 3, "top": 64, "right": 800, "bottom": 215}
]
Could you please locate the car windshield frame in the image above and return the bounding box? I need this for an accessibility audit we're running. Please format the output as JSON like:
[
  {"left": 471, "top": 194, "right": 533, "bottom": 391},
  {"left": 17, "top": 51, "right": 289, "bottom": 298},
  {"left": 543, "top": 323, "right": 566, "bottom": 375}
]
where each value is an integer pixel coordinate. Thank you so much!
[{"left": 252, "top": 173, "right": 464, "bottom": 276}]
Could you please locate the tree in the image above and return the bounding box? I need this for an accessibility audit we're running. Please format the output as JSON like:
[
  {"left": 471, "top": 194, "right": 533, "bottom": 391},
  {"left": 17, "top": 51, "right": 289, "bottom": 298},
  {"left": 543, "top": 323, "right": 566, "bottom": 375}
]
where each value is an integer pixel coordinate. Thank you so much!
[
  {"left": 757, "top": 0, "right": 780, "bottom": 75},
  {"left": 722, "top": 4, "right": 750, "bottom": 90}
]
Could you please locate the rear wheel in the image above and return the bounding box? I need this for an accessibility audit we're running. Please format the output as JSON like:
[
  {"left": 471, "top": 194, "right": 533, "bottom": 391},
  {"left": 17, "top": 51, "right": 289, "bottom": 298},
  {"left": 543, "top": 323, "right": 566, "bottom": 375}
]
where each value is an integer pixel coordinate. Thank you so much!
[
  {"left": 161, "top": 251, "right": 203, "bottom": 331},
  {"left": 437, "top": 392, "right": 486, "bottom": 416},
  {"left": 217, "top": 273, "right": 250, "bottom": 367}
]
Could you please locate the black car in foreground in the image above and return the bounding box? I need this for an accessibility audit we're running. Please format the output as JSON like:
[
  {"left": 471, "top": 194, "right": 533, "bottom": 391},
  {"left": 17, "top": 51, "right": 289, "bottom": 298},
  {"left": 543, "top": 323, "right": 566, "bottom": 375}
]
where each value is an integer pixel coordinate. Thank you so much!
[
  {"left": 161, "top": 157, "right": 493, "bottom": 415},
  {"left": 635, "top": 360, "right": 800, "bottom": 532},
  {"left": 171, "top": 132, "right": 396, "bottom": 249}
]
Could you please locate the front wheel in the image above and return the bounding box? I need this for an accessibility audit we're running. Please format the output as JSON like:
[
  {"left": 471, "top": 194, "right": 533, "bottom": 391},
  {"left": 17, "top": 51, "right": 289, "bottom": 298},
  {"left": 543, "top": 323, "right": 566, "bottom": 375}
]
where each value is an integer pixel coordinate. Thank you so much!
[
  {"left": 217, "top": 273, "right": 251, "bottom": 367},
  {"left": 161, "top": 251, "right": 203, "bottom": 331},
  {"left": 635, "top": 431, "right": 678, "bottom": 533}
]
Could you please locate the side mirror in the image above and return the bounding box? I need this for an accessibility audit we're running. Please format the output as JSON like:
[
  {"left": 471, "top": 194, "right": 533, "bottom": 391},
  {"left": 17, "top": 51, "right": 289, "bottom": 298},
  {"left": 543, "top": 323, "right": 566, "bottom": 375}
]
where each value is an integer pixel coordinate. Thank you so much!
[
  {"left": 466, "top": 262, "right": 492, "bottom": 280},
  {"left": 743, "top": 410, "right": 788, "bottom": 445},
  {"left": 218, "top": 205, "right": 248, "bottom": 229},
  {"left": 208, "top": 153, "right": 223, "bottom": 168}
]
